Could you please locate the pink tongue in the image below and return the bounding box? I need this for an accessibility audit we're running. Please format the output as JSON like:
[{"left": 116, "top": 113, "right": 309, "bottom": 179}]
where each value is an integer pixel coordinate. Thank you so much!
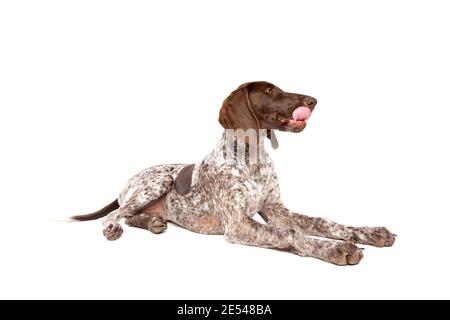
[{"left": 292, "top": 107, "right": 312, "bottom": 122}]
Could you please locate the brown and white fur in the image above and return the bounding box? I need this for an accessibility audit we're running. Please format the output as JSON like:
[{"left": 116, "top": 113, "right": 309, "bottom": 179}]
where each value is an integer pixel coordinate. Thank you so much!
[{"left": 72, "top": 81, "right": 395, "bottom": 265}]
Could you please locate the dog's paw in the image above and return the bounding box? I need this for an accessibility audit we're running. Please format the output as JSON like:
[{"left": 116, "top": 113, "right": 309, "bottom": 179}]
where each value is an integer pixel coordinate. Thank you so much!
[
  {"left": 103, "top": 222, "right": 123, "bottom": 241},
  {"left": 328, "top": 242, "right": 364, "bottom": 266},
  {"left": 148, "top": 216, "right": 167, "bottom": 234},
  {"left": 354, "top": 227, "right": 396, "bottom": 248}
]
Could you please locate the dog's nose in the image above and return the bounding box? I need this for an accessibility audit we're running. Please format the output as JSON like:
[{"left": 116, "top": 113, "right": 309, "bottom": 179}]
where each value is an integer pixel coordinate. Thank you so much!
[{"left": 304, "top": 97, "right": 317, "bottom": 109}]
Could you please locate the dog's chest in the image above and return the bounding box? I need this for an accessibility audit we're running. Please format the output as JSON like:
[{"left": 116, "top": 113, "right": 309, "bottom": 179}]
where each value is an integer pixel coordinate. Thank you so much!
[
  {"left": 210, "top": 161, "right": 275, "bottom": 215},
  {"left": 242, "top": 163, "right": 274, "bottom": 214}
]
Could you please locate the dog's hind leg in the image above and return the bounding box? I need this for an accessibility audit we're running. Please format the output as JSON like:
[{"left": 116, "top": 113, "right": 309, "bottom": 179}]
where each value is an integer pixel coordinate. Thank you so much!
[
  {"left": 125, "top": 214, "right": 168, "bottom": 234},
  {"left": 102, "top": 168, "right": 174, "bottom": 241},
  {"left": 124, "top": 193, "right": 169, "bottom": 234}
]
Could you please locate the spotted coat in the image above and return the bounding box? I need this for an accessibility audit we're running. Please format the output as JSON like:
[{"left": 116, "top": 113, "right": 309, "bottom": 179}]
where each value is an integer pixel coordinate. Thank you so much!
[{"left": 101, "top": 131, "right": 395, "bottom": 265}]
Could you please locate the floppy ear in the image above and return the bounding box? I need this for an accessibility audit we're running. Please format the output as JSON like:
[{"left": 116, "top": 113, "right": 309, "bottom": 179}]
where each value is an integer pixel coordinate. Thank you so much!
[{"left": 218, "top": 84, "right": 260, "bottom": 131}]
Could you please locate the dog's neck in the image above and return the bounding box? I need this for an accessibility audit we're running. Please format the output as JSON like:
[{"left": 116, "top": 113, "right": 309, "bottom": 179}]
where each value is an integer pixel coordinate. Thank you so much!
[
  {"left": 209, "top": 129, "right": 271, "bottom": 166},
  {"left": 191, "top": 130, "right": 273, "bottom": 189}
]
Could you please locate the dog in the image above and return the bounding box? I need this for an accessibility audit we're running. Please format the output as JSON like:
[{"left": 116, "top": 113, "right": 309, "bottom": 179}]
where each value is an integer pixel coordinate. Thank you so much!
[{"left": 72, "top": 81, "right": 395, "bottom": 265}]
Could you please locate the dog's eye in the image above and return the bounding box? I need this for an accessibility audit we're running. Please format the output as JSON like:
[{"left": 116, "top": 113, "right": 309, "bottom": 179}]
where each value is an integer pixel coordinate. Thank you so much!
[{"left": 265, "top": 87, "right": 273, "bottom": 95}]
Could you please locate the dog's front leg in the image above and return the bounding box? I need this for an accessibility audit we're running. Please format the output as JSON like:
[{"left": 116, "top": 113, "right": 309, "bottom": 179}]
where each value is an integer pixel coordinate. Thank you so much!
[
  {"left": 224, "top": 215, "right": 363, "bottom": 265},
  {"left": 260, "top": 203, "right": 396, "bottom": 247}
]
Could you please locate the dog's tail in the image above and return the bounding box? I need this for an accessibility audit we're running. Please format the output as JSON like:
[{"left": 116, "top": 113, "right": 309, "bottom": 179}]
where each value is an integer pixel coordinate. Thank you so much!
[{"left": 70, "top": 199, "right": 119, "bottom": 221}]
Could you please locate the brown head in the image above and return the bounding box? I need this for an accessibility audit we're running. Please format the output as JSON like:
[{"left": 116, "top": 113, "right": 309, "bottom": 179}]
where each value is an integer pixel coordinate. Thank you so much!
[{"left": 218, "top": 81, "right": 317, "bottom": 147}]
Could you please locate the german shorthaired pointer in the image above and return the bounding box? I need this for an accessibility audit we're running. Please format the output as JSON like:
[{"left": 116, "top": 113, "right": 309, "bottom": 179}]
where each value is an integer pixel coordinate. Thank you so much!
[{"left": 72, "top": 81, "right": 395, "bottom": 265}]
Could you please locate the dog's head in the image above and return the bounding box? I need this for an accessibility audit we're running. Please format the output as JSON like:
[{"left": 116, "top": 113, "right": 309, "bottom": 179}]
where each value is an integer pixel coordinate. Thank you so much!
[{"left": 219, "top": 82, "right": 317, "bottom": 140}]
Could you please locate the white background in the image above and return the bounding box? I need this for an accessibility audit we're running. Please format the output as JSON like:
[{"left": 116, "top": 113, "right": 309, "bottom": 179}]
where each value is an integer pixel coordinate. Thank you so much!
[{"left": 1, "top": 0, "right": 449, "bottom": 300}]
